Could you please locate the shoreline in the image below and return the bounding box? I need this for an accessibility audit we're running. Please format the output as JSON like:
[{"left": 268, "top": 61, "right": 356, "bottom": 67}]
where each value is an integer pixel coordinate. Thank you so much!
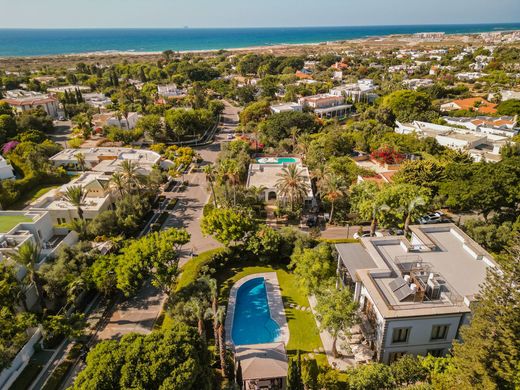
[
  {"left": 1, "top": 24, "right": 520, "bottom": 60},
  {"left": 1, "top": 28, "right": 519, "bottom": 67}
]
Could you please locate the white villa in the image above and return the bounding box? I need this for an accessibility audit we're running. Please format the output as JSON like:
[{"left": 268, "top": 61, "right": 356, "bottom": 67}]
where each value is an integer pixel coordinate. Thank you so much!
[
  {"left": 157, "top": 84, "right": 187, "bottom": 98},
  {"left": 49, "top": 147, "right": 161, "bottom": 175},
  {"left": 0, "top": 210, "right": 78, "bottom": 308},
  {"left": 330, "top": 79, "right": 378, "bottom": 103},
  {"left": 336, "top": 224, "right": 498, "bottom": 364},
  {"left": 395, "top": 120, "right": 514, "bottom": 162},
  {"left": 246, "top": 158, "right": 314, "bottom": 207},
  {"left": 1, "top": 90, "right": 59, "bottom": 118},
  {"left": 30, "top": 172, "right": 115, "bottom": 225},
  {"left": 93, "top": 111, "right": 139, "bottom": 130},
  {"left": 298, "top": 94, "right": 352, "bottom": 119}
]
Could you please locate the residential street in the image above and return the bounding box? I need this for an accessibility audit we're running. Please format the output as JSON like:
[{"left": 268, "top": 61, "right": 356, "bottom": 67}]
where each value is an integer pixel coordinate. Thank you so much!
[{"left": 54, "top": 102, "right": 240, "bottom": 389}]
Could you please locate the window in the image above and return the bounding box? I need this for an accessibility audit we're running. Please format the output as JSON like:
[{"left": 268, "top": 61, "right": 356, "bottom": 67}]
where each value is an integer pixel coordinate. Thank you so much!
[
  {"left": 427, "top": 348, "right": 445, "bottom": 358},
  {"left": 389, "top": 351, "right": 407, "bottom": 363},
  {"left": 392, "top": 327, "right": 410, "bottom": 344},
  {"left": 431, "top": 325, "right": 450, "bottom": 341},
  {"left": 57, "top": 218, "right": 66, "bottom": 225}
]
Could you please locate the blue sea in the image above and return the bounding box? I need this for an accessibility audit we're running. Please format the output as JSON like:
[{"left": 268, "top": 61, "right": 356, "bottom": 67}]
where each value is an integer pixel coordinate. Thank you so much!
[{"left": 1, "top": 23, "right": 520, "bottom": 57}]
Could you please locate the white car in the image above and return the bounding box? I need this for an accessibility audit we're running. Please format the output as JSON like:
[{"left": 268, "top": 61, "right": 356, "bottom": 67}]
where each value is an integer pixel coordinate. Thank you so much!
[
  {"left": 353, "top": 231, "right": 384, "bottom": 239},
  {"left": 226, "top": 134, "right": 235, "bottom": 140},
  {"left": 418, "top": 212, "right": 446, "bottom": 225}
]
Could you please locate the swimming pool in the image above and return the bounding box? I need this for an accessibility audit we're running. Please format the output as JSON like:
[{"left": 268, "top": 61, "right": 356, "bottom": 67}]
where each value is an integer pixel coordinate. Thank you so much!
[
  {"left": 256, "top": 157, "right": 298, "bottom": 164},
  {"left": 231, "top": 277, "right": 281, "bottom": 345}
]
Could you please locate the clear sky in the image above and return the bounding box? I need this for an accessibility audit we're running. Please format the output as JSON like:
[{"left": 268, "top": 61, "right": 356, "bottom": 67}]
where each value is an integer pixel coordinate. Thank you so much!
[{"left": 2, "top": 0, "right": 520, "bottom": 28}]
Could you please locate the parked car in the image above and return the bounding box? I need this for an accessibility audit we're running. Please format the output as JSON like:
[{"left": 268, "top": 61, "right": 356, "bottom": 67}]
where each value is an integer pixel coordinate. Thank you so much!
[
  {"left": 418, "top": 212, "right": 447, "bottom": 225},
  {"left": 353, "top": 231, "right": 384, "bottom": 239},
  {"left": 306, "top": 215, "right": 318, "bottom": 228},
  {"left": 227, "top": 134, "right": 235, "bottom": 140},
  {"left": 388, "top": 228, "right": 405, "bottom": 236}
]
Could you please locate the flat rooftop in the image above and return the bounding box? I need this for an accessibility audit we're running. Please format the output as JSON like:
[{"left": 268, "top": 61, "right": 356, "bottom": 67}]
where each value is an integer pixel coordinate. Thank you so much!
[
  {"left": 0, "top": 214, "right": 34, "bottom": 233},
  {"left": 351, "top": 224, "right": 497, "bottom": 318},
  {"left": 246, "top": 162, "right": 313, "bottom": 198}
]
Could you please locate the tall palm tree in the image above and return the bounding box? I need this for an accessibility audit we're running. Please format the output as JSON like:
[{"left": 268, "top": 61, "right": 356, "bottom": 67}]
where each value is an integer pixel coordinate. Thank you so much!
[
  {"left": 370, "top": 202, "right": 390, "bottom": 236},
  {"left": 289, "top": 126, "right": 299, "bottom": 152},
  {"left": 203, "top": 165, "right": 218, "bottom": 208},
  {"left": 220, "top": 160, "right": 240, "bottom": 206},
  {"left": 322, "top": 174, "right": 347, "bottom": 224},
  {"left": 75, "top": 152, "right": 86, "bottom": 172},
  {"left": 62, "top": 185, "right": 87, "bottom": 220},
  {"left": 404, "top": 196, "right": 427, "bottom": 231},
  {"left": 119, "top": 160, "right": 144, "bottom": 193},
  {"left": 110, "top": 172, "right": 126, "bottom": 197},
  {"left": 216, "top": 306, "right": 227, "bottom": 377},
  {"left": 203, "top": 277, "right": 220, "bottom": 352},
  {"left": 187, "top": 297, "right": 210, "bottom": 343},
  {"left": 8, "top": 241, "right": 44, "bottom": 311},
  {"left": 276, "top": 164, "right": 310, "bottom": 212}
]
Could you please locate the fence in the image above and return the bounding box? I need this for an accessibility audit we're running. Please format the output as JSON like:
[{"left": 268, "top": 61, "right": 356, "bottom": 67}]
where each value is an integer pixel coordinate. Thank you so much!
[{"left": 0, "top": 327, "right": 42, "bottom": 389}]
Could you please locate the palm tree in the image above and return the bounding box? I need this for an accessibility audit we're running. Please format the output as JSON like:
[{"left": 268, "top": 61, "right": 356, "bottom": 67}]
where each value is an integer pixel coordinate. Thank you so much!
[
  {"left": 404, "top": 196, "right": 427, "bottom": 231},
  {"left": 322, "top": 174, "right": 347, "bottom": 224},
  {"left": 203, "top": 165, "right": 218, "bottom": 208},
  {"left": 110, "top": 172, "right": 126, "bottom": 197},
  {"left": 289, "top": 126, "right": 299, "bottom": 152},
  {"left": 62, "top": 185, "right": 86, "bottom": 220},
  {"left": 276, "top": 164, "right": 310, "bottom": 212},
  {"left": 220, "top": 160, "right": 240, "bottom": 206},
  {"left": 75, "top": 152, "right": 86, "bottom": 172},
  {"left": 216, "top": 306, "right": 228, "bottom": 377},
  {"left": 370, "top": 202, "right": 390, "bottom": 236},
  {"left": 119, "top": 160, "right": 144, "bottom": 193},
  {"left": 204, "top": 277, "right": 220, "bottom": 352},
  {"left": 8, "top": 242, "right": 44, "bottom": 311},
  {"left": 187, "top": 297, "right": 210, "bottom": 343}
]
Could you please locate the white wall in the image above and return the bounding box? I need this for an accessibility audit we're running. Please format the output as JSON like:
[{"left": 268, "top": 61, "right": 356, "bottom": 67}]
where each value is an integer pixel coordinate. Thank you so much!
[
  {"left": 380, "top": 315, "right": 462, "bottom": 363},
  {"left": 0, "top": 327, "right": 42, "bottom": 389}
]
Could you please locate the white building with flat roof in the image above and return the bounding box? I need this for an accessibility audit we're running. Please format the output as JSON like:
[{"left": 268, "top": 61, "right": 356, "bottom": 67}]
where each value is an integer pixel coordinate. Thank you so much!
[
  {"left": 157, "top": 84, "right": 187, "bottom": 98},
  {"left": 29, "top": 172, "right": 115, "bottom": 226},
  {"left": 336, "top": 224, "right": 498, "bottom": 364},
  {"left": 49, "top": 147, "right": 161, "bottom": 175},
  {"left": 395, "top": 121, "right": 513, "bottom": 162},
  {"left": 330, "top": 79, "right": 378, "bottom": 103},
  {"left": 298, "top": 94, "right": 352, "bottom": 119},
  {"left": 270, "top": 102, "right": 303, "bottom": 114},
  {"left": 246, "top": 158, "right": 314, "bottom": 206}
]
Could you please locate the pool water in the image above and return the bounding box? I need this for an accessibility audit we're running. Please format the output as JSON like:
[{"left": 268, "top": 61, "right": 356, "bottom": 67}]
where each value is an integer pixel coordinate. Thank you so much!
[
  {"left": 256, "top": 157, "right": 297, "bottom": 164},
  {"left": 232, "top": 277, "right": 281, "bottom": 345}
]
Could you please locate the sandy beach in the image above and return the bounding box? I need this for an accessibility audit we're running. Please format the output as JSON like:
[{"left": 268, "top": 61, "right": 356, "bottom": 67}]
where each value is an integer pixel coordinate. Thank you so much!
[{"left": 1, "top": 30, "right": 518, "bottom": 69}]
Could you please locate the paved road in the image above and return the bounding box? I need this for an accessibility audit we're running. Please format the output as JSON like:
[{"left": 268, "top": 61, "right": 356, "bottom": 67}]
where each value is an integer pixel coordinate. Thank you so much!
[{"left": 53, "top": 102, "right": 240, "bottom": 389}]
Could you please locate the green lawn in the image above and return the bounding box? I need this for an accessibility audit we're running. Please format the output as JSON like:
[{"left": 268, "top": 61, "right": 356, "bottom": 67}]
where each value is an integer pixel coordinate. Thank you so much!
[
  {"left": 166, "top": 250, "right": 327, "bottom": 365},
  {"left": 9, "top": 184, "right": 62, "bottom": 210},
  {"left": 0, "top": 214, "right": 33, "bottom": 233},
  {"left": 218, "top": 264, "right": 325, "bottom": 362}
]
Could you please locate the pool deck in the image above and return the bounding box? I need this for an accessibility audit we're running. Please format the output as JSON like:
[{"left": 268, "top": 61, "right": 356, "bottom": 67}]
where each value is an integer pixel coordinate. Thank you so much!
[{"left": 225, "top": 272, "right": 289, "bottom": 346}]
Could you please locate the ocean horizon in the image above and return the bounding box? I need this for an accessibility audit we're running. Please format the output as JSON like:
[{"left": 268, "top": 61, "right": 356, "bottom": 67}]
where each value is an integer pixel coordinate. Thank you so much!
[{"left": 1, "top": 23, "right": 520, "bottom": 57}]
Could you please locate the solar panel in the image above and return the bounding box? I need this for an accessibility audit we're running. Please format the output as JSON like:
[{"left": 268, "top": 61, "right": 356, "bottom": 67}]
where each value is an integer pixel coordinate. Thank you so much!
[
  {"left": 394, "top": 285, "right": 414, "bottom": 301},
  {"left": 389, "top": 277, "right": 407, "bottom": 292}
]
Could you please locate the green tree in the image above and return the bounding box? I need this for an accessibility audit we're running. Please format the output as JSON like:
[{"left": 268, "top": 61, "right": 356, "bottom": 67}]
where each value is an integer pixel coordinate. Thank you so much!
[
  {"left": 321, "top": 173, "right": 348, "bottom": 224},
  {"left": 315, "top": 286, "right": 358, "bottom": 358},
  {"left": 287, "top": 357, "right": 303, "bottom": 390},
  {"left": 8, "top": 241, "right": 45, "bottom": 311},
  {"left": 390, "top": 354, "right": 428, "bottom": 386},
  {"left": 73, "top": 322, "right": 213, "bottom": 390},
  {"left": 381, "top": 90, "right": 439, "bottom": 124},
  {"left": 497, "top": 99, "right": 520, "bottom": 116},
  {"left": 301, "top": 358, "right": 319, "bottom": 390},
  {"left": 449, "top": 239, "right": 520, "bottom": 389},
  {"left": 136, "top": 114, "right": 163, "bottom": 141},
  {"left": 289, "top": 244, "right": 336, "bottom": 294},
  {"left": 62, "top": 185, "right": 87, "bottom": 220},
  {"left": 347, "top": 363, "right": 394, "bottom": 390},
  {"left": 201, "top": 208, "right": 256, "bottom": 246},
  {"left": 239, "top": 100, "right": 271, "bottom": 126},
  {"left": 276, "top": 164, "right": 310, "bottom": 212}
]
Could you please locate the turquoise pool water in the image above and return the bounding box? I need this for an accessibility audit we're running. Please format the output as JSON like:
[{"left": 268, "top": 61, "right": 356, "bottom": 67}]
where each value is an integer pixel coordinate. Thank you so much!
[
  {"left": 256, "top": 157, "right": 297, "bottom": 164},
  {"left": 232, "top": 277, "right": 281, "bottom": 345}
]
